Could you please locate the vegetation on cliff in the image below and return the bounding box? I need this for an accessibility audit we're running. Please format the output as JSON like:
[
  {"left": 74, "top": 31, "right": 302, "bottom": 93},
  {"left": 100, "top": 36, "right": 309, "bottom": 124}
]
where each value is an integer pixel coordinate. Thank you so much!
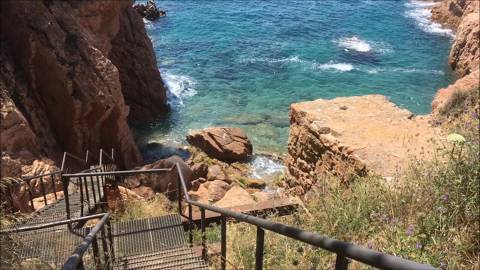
[{"left": 225, "top": 92, "right": 479, "bottom": 269}]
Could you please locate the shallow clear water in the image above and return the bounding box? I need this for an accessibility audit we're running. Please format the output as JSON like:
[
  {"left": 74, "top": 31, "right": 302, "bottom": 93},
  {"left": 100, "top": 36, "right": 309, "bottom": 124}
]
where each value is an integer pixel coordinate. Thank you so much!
[{"left": 135, "top": 0, "right": 454, "bottom": 154}]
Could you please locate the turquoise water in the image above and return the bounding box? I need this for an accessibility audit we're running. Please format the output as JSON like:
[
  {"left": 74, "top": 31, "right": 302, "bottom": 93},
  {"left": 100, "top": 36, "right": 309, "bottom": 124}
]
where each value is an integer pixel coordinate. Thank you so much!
[{"left": 135, "top": 0, "right": 454, "bottom": 154}]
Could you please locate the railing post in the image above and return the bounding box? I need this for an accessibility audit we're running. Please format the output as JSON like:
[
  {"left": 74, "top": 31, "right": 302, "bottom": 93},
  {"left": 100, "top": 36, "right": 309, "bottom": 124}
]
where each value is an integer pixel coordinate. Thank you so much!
[
  {"left": 53, "top": 175, "right": 58, "bottom": 200},
  {"left": 90, "top": 176, "right": 97, "bottom": 204},
  {"left": 335, "top": 254, "right": 349, "bottom": 270},
  {"left": 100, "top": 227, "right": 110, "bottom": 269},
  {"left": 255, "top": 226, "right": 265, "bottom": 270},
  {"left": 221, "top": 215, "right": 227, "bottom": 270},
  {"left": 106, "top": 219, "right": 115, "bottom": 262},
  {"left": 201, "top": 208, "right": 206, "bottom": 260},
  {"left": 40, "top": 176, "right": 48, "bottom": 206},
  {"left": 26, "top": 180, "right": 34, "bottom": 210},
  {"left": 62, "top": 174, "right": 71, "bottom": 221},
  {"left": 92, "top": 235, "right": 101, "bottom": 269},
  {"left": 188, "top": 203, "right": 193, "bottom": 247},
  {"left": 83, "top": 176, "right": 90, "bottom": 210}
]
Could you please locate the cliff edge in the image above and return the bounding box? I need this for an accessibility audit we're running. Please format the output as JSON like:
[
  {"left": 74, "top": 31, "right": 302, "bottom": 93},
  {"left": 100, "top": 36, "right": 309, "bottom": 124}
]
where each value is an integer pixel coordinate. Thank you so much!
[
  {"left": 0, "top": 0, "right": 168, "bottom": 176},
  {"left": 285, "top": 0, "right": 479, "bottom": 195}
]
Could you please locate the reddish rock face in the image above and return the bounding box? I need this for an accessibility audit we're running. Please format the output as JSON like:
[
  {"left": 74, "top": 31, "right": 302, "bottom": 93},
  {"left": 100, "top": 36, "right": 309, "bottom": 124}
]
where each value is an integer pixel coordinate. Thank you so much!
[
  {"left": 187, "top": 128, "right": 253, "bottom": 162},
  {"left": 449, "top": 12, "right": 479, "bottom": 77},
  {"left": 124, "top": 156, "right": 193, "bottom": 199},
  {"left": 286, "top": 95, "right": 443, "bottom": 195},
  {"left": 431, "top": 0, "right": 479, "bottom": 77},
  {"left": 0, "top": 0, "right": 167, "bottom": 172}
]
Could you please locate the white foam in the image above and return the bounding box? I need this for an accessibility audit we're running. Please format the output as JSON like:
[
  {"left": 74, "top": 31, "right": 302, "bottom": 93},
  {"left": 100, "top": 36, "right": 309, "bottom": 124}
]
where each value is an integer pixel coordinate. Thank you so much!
[
  {"left": 163, "top": 72, "right": 197, "bottom": 105},
  {"left": 365, "top": 67, "right": 444, "bottom": 75},
  {"left": 239, "top": 56, "right": 303, "bottom": 64},
  {"left": 336, "top": 36, "right": 372, "bottom": 53},
  {"left": 314, "top": 61, "right": 355, "bottom": 72},
  {"left": 334, "top": 37, "right": 394, "bottom": 54},
  {"left": 250, "top": 156, "right": 285, "bottom": 180},
  {"left": 405, "top": 0, "right": 454, "bottom": 38}
]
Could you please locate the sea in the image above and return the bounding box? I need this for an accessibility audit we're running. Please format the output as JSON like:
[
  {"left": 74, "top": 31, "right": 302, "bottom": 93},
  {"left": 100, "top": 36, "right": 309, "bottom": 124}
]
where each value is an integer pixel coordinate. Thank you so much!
[{"left": 134, "top": 0, "right": 455, "bottom": 169}]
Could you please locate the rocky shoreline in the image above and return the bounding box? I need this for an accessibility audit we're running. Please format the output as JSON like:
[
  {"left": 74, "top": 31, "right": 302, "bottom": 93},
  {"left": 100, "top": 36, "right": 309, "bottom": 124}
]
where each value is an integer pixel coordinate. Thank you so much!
[
  {"left": 285, "top": 0, "right": 479, "bottom": 194},
  {"left": 1, "top": 0, "right": 477, "bottom": 210}
]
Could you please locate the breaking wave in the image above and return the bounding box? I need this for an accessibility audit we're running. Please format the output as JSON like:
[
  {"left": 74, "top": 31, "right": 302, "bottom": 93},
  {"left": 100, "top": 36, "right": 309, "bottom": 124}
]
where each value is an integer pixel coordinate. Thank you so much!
[{"left": 163, "top": 72, "right": 197, "bottom": 105}]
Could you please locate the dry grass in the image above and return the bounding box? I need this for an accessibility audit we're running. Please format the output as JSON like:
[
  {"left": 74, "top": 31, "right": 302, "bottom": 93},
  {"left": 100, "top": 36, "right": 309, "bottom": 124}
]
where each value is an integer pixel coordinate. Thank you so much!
[{"left": 113, "top": 194, "right": 176, "bottom": 222}]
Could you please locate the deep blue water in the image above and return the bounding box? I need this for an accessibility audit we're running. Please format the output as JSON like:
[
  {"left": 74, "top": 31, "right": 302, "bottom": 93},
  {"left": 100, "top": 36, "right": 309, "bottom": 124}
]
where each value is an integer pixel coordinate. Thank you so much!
[{"left": 135, "top": 0, "right": 454, "bottom": 154}]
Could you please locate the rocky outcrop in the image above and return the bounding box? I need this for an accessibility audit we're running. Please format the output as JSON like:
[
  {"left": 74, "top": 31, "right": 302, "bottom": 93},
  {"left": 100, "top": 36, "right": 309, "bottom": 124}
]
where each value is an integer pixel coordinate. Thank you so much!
[
  {"left": 0, "top": 0, "right": 167, "bottom": 174},
  {"left": 285, "top": 95, "right": 443, "bottom": 195},
  {"left": 187, "top": 127, "right": 253, "bottom": 162},
  {"left": 432, "top": 70, "right": 480, "bottom": 117},
  {"left": 110, "top": 3, "right": 168, "bottom": 122},
  {"left": 125, "top": 155, "right": 193, "bottom": 199},
  {"left": 214, "top": 186, "right": 256, "bottom": 208},
  {"left": 448, "top": 12, "right": 479, "bottom": 77},
  {"left": 134, "top": 1, "right": 166, "bottom": 21},
  {"left": 431, "top": 0, "right": 479, "bottom": 29},
  {"left": 429, "top": 0, "right": 479, "bottom": 124},
  {"left": 432, "top": 0, "right": 479, "bottom": 77}
]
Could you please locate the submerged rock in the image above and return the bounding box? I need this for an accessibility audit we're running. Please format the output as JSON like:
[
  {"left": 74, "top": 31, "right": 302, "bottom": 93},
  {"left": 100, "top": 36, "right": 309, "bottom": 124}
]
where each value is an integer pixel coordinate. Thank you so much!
[{"left": 187, "top": 127, "right": 253, "bottom": 162}]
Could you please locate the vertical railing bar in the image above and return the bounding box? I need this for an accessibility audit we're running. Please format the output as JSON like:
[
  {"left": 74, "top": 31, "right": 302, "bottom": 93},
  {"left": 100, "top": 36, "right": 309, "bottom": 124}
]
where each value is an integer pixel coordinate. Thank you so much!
[
  {"left": 63, "top": 174, "right": 71, "bottom": 221},
  {"left": 79, "top": 177, "right": 84, "bottom": 217},
  {"left": 255, "top": 226, "right": 265, "bottom": 270},
  {"left": 201, "top": 208, "right": 207, "bottom": 260},
  {"left": 40, "top": 176, "right": 48, "bottom": 206},
  {"left": 91, "top": 234, "right": 101, "bottom": 269},
  {"left": 53, "top": 174, "right": 58, "bottom": 200},
  {"left": 335, "top": 254, "right": 350, "bottom": 270},
  {"left": 95, "top": 174, "right": 102, "bottom": 202},
  {"left": 100, "top": 226, "right": 110, "bottom": 269},
  {"left": 188, "top": 203, "right": 193, "bottom": 247},
  {"left": 107, "top": 219, "right": 115, "bottom": 262},
  {"left": 83, "top": 176, "right": 90, "bottom": 210},
  {"left": 26, "top": 180, "right": 34, "bottom": 209},
  {"left": 90, "top": 176, "right": 97, "bottom": 204},
  {"left": 221, "top": 215, "right": 227, "bottom": 270},
  {"left": 177, "top": 164, "right": 182, "bottom": 215}
]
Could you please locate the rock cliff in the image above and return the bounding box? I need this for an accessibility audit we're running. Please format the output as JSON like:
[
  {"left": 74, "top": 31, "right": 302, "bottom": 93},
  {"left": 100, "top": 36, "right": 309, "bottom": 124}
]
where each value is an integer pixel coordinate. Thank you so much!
[
  {"left": 285, "top": 0, "right": 479, "bottom": 195},
  {"left": 432, "top": 0, "right": 479, "bottom": 77},
  {"left": 0, "top": 0, "right": 168, "bottom": 176},
  {"left": 285, "top": 95, "right": 442, "bottom": 195},
  {"left": 431, "top": 0, "right": 479, "bottom": 119}
]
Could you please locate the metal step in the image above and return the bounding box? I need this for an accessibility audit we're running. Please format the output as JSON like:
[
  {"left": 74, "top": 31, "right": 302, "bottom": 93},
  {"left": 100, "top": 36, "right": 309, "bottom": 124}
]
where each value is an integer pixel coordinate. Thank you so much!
[
  {"left": 112, "top": 214, "right": 208, "bottom": 270},
  {"left": 1, "top": 225, "right": 90, "bottom": 269},
  {"left": 113, "top": 247, "right": 208, "bottom": 270}
]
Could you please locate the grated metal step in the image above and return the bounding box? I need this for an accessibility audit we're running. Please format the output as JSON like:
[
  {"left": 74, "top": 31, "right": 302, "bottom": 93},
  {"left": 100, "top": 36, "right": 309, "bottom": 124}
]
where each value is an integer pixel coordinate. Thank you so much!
[
  {"left": 112, "top": 214, "right": 208, "bottom": 270},
  {"left": 113, "top": 247, "right": 208, "bottom": 270},
  {"left": 0, "top": 225, "right": 91, "bottom": 269}
]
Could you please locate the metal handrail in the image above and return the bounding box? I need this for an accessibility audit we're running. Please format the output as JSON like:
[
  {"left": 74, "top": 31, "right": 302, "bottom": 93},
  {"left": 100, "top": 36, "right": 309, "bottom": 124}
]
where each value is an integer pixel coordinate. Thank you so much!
[
  {"left": 99, "top": 148, "right": 115, "bottom": 167},
  {"left": 62, "top": 168, "right": 174, "bottom": 178},
  {"left": 174, "top": 164, "right": 436, "bottom": 270},
  {"left": 61, "top": 150, "right": 95, "bottom": 171},
  {"left": 62, "top": 213, "right": 112, "bottom": 270}
]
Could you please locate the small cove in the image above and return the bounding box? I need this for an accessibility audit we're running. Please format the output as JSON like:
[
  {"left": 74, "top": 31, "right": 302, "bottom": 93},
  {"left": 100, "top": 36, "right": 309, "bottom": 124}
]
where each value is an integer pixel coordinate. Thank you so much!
[{"left": 134, "top": 0, "right": 455, "bottom": 156}]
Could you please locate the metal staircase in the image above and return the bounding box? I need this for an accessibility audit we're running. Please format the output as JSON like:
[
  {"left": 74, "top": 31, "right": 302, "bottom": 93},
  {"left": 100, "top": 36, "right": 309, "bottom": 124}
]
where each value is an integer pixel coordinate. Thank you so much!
[{"left": 0, "top": 148, "right": 437, "bottom": 270}]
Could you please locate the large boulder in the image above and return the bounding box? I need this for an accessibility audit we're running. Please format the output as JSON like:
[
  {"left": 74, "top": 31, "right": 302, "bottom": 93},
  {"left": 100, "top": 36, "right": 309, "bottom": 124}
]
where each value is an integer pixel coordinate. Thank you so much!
[
  {"left": 214, "top": 185, "right": 255, "bottom": 208},
  {"left": 125, "top": 155, "right": 193, "bottom": 199},
  {"left": 186, "top": 127, "right": 253, "bottom": 162},
  {"left": 206, "top": 165, "right": 230, "bottom": 183}
]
